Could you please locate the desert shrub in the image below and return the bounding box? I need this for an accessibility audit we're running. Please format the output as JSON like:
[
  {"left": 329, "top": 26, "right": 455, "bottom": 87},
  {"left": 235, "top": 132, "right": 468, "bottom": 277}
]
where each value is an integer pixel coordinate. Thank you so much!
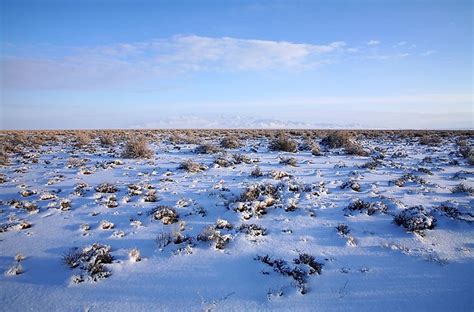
[
  {"left": 391, "top": 173, "right": 426, "bottom": 187},
  {"left": 419, "top": 135, "right": 442, "bottom": 145},
  {"left": 344, "top": 142, "right": 369, "bottom": 156},
  {"left": 129, "top": 248, "right": 141, "bottom": 262},
  {"left": 100, "top": 135, "right": 114, "bottom": 146},
  {"left": 149, "top": 206, "right": 178, "bottom": 224},
  {"left": 279, "top": 157, "right": 298, "bottom": 167},
  {"left": 321, "top": 131, "right": 352, "bottom": 148},
  {"left": 221, "top": 136, "right": 241, "bottom": 149},
  {"left": 100, "top": 220, "right": 114, "bottom": 230},
  {"left": 156, "top": 231, "right": 172, "bottom": 248},
  {"left": 178, "top": 160, "right": 207, "bottom": 173},
  {"left": 197, "top": 226, "right": 231, "bottom": 250},
  {"left": 74, "top": 133, "right": 91, "bottom": 148},
  {"left": 232, "top": 153, "right": 252, "bottom": 164},
  {"left": 435, "top": 203, "right": 460, "bottom": 219},
  {"left": 346, "top": 198, "right": 388, "bottom": 215},
  {"left": 195, "top": 143, "right": 221, "bottom": 154},
  {"left": 311, "top": 144, "right": 322, "bottom": 156},
  {"left": 250, "top": 166, "right": 263, "bottom": 177},
  {"left": 122, "top": 137, "right": 153, "bottom": 159},
  {"left": 0, "top": 146, "right": 9, "bottom": 166},
  {"left": 62, "top": 243, "right": 113, "bottom": 283},
  {"left": 239, "top": 223, "right": 267, "bottom": 237},
  {"left": 458, "top": 145, "right": 474, "bottom": 165},
  {"left": 95, "top": 183, "right": 118, "bottom": 193},
  {"left": 293, "top": 253, "right": 323, "bottom": 275},
  {"left": 340, "top": 180, "right": 361, "bottom": 192},
  {"left": 215, "top": 219, "right": 233, "bottom": 230},
  {"left": 451, "top": 183, "right": 474, "bottom": 195},
  {"left": 335, "top": 224, "right": 350, "bottom": 236},
  {"left": 394, "top": 206, "right": 436, "bottom": 233},
  {"left": 269, "top": 135, "right": 297, "bottom": 153}
]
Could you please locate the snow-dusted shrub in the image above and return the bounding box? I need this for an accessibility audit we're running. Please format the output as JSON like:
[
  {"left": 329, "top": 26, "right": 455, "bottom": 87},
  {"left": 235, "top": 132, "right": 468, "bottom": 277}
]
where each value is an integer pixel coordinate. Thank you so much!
[
  {"left": 232, "top": 153, "right": 252, "bottom": 164},
  {"left": 5, "top": 262, "right": 23, "bottom": 276},
  {"left": 250, "top": 166, "right": 264, "bottom": 177},
  {"left": 435, "top": 203, "right": 460, "bottom": 219},
  {"left": 95, "top": 183, "right": 118, "bottom": 193},
  {"left": 340, "top": 180, "right": 361, "bottom": 192},
  {"left": 0, "top": 146, "right": 10, "bottom": 166},
  {"left": 156, "top": 231, "right": 172, "bottom": 248},
  {"left": 451, "top": 183, "right": 474, "bottom": 195},
  {"left": 293, "top": 253, "right": 323, "bottom": 275},
  {"left": 215, "top": 219, "right": 233, "bottom": 230},
  {"left": 394, "top": 206, "right": 437, "bottom": 233},
  {"left": 59, "top": 199, "right": 71, "bottom": 211},
  {"left": 105, "top": 195, "right": 118, "bottom": 208},
  {"left": 417, "top": 167, "right": 433, "bottom": 175},
  {"left": 269, "top": 135, "right": 297, "bottom": 153},
  {"left": 279, "top": 157, "right": 298, "bottom": 167},
  {"left": 197, "top": 226, "right": 231, "bottom": 250},
  {"left": 74, "top": 133, "right": 91, "bottom": 148},
  {"left": 311, "top": 144, "right": 322, "bottom": 156},
  {"left": 62, "top": 243, "right": 113, "bottom": 283},
  {"left": 239, "top": 223, "right": 267, "bottom": 237},
  {"left": 99, "top": 135, "right": 114, "bottom": 146},
  {"left": 344, "top": 142, "right": 369, "bottom": 156},
  {"left": 419, "top": 135, "right": 441, "bottom": 146},
  {"left": 346, "top": 198, "right": 388, "bottom": 215},
  {"left": 122, "top": 137, "right": 153, "bottom": 159},
  {"left": 270, "top": 170, "right": 291, "bottom": 180},
  {"left": 149, "top": 206, "right": 178, "bottom": 224},
  {"left": 100, "top": 220, "right": 115, "bottom": 230},
  {"left": 129, "top": 248, "right": 141, "bottom": 262},
  {"left": 391, "top": 173, "right": 426, "bottom": 187},
  {"left": 321, "top": 131, "right": 352, "bottom": 148},
  {"left": 220, "top": 136, "right": 241, "bottom": 149},
  {"left": 194, "top": 143, "right": 221, "bottom": 154},
  {"left": 179, "top": 159, "right": 207, "bottom": 173},
  {"left": 336, "top": 224, "right": 351, "bottom": 236}
]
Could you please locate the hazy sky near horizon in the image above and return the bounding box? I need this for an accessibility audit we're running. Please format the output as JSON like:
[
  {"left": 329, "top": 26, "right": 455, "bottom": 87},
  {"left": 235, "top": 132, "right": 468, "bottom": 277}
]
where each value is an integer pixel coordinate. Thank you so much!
[{"left": 0, "top": 0, "right": 472, "bottom": 129}]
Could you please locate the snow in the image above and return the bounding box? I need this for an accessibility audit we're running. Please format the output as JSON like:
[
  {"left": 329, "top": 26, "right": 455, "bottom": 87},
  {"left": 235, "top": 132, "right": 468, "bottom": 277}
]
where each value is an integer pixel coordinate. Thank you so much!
[{"left": 0, "top": 133, "right": 473, "bottom": 311}]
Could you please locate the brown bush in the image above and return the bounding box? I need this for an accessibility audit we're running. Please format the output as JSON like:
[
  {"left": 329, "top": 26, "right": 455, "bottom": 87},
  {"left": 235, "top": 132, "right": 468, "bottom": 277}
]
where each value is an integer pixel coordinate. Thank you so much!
[{"left": 122, "top": 138, "right": 153, "bottom": 159}]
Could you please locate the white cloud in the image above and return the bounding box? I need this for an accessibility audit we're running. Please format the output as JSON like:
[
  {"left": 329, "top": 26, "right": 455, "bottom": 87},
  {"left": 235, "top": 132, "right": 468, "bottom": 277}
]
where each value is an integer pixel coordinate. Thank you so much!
[
  {"left": 421, "top": 50, "right": 436, "bottom": 56},
  {"left": 395, "top": 41, "right": 408, "bottom": 46},
  {"left": 1, "top": 35, "right": 351, "bottom": 90},
  {"left": 367, "top": 40, "right": 380, "bottom": 45}
]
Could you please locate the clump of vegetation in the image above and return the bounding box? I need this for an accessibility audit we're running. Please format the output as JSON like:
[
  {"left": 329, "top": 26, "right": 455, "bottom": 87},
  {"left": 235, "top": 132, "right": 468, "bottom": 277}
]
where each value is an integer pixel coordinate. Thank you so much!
[
  {"left": 391, "top": 173, "right": 426, "bottom": 187},
  {"left": 100, "top": 220, "right": 114, "bottom": 230},
  {"left": 156, "top": 231, "right": 172, "bottom": 249},
  {"left": 321, "top": 131, "right": 352, "bottom": 148},
  {"left": 95, "top": 183, "right": 118, "bottom": 193},
  {"left": 340, "top": 180, "right": 361, "bottom": 192},
  {"left": 129, "top": 248, "right": 141, "bottom": 262},
  {"left": 311, "top": 144, "right": 322, "bottom": 156},
  {"left": 270, "top": 169, "right": 291, "bottom": 180},
  {"left": 419, "top": 135, "right": 442, "bottom": 146},
  {"left": 100, "top": 135, "right": 114, "bottom": 146},
  {"left": 239, "top": 223, "right": 267, "bottom": 237},
  {"left": 4, "top": 254, "right": 24, "bottom": 276},
  {"left": 74, "top": 133, "right": 91, "bottom": 148},
  {"left": 269, "top": 135, "right": 297, "bottom": 153},
  {"left": 451, "top": 183, "right": 474, "bottom": 195},
  {"left": 394, "top": 206, "right": 437, "bottom": 234},
  {"left": 256, "top": 253, "right": 323, "bottom": 294},
  {"left": 149, "top": 206, "right": 179, "bottom": 225},
  {"left": 279, "top": 156, "right": 298, "bottom": 167},
  {"left": 250, "top": 166, "right": 264, "bottom": 177},
  {"left": 457, "top": 141, "right": 474, "bottom": 165},
  {"left": 344, "top": 142, "right": 369, "bottom": 156},
  {"left": 178, "top": 159, "right": 207, "bottom": 173},
  {"left": 122, "top": 137, "right": 153, "bottom": 159},
  {"left": 221, "top": 136, "right": 242, "bottom": 149},
  {"left": 197, "top": 225, "right": 232, "bottom": 250},
  {"left": 195, "top": 143, "right": 222, "bottom": 154},
  {"left": 62, "top": 243, "right": 113, "bottom": 283},
  {"left": 346, "top": 198, "right": 388, "bottom": 215},
  {"left": 0, "top": 146, "right": 9, "bottom": 166}
]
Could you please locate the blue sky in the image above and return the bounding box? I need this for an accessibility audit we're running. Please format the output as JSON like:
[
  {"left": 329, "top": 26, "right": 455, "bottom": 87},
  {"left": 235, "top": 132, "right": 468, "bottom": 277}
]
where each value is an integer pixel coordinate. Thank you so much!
[{"left": 0, "top": 0, "right": 472, "bottom": 129}]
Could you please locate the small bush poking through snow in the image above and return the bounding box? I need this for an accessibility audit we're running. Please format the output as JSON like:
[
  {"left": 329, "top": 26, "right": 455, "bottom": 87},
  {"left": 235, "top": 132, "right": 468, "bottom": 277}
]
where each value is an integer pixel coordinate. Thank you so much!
[
  {"left": 346, "top": 199, "right": 388, "bottom": 215},
  {"left": 269, "top": 135, "right": 297, "bottom": 153},
  {"left": 194, "top": 143, "right": 221, "bottom": 154},
  {"left": 122, "top": 137, "right": 153, "bottom": 159},
  {"left": 451, "top": 183, "right": 474, "bottom": 195},
  {"left": 394, "top": 206, "right": 437, "bottom": 234},
  {"left": 239, "top": 223, "right": 267, "bottom": 237},
  {"left": 100, "top": 220, "right": 115, "bottom": 230},
  {"left": 156, "top": 231, "right": 172, "bottom": 249},
  {"left": 179, "top": 160, "right": 207, "bottom": 173},
  {"left": 95, "top": 183, "right": 118, "bottom": 193},
  {"left": 280, "top": 157, "right": 298, "bottom": 167},
  {"left": 62, "top": 243, "right": 113, "bottom": 283},
  {"left": 293, "top": 253, "right": 323, "bottom": 275},
  {"left": 221, "top": 136, "right": 241, "bottom": 149},
  {"left": 197, "top": 226, "right": 231, "bottom": 250},
  {"left": 321, "top": 131, "right": 352, "bottom": 149},
  {"left": 129, "top": 248, "right": 141, "bottom": 262},
  {"left": 149, "top": 206, "right": 179, "bottom": 225},
  {"left": 250, "top": 166, "right": 264, "bottom": 177}
]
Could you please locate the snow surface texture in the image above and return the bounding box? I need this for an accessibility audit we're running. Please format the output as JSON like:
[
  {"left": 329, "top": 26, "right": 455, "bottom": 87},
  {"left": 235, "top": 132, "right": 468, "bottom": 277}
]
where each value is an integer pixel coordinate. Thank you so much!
[{"left": 0, "top": 132, "right": 473, "bottom": 311}]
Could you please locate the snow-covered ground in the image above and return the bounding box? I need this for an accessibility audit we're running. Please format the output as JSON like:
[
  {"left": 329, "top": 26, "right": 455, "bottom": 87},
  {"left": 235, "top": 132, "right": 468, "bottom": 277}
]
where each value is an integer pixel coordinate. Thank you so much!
[{"left": 0, "top": 132, "right": 473, "bottom": 311}]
